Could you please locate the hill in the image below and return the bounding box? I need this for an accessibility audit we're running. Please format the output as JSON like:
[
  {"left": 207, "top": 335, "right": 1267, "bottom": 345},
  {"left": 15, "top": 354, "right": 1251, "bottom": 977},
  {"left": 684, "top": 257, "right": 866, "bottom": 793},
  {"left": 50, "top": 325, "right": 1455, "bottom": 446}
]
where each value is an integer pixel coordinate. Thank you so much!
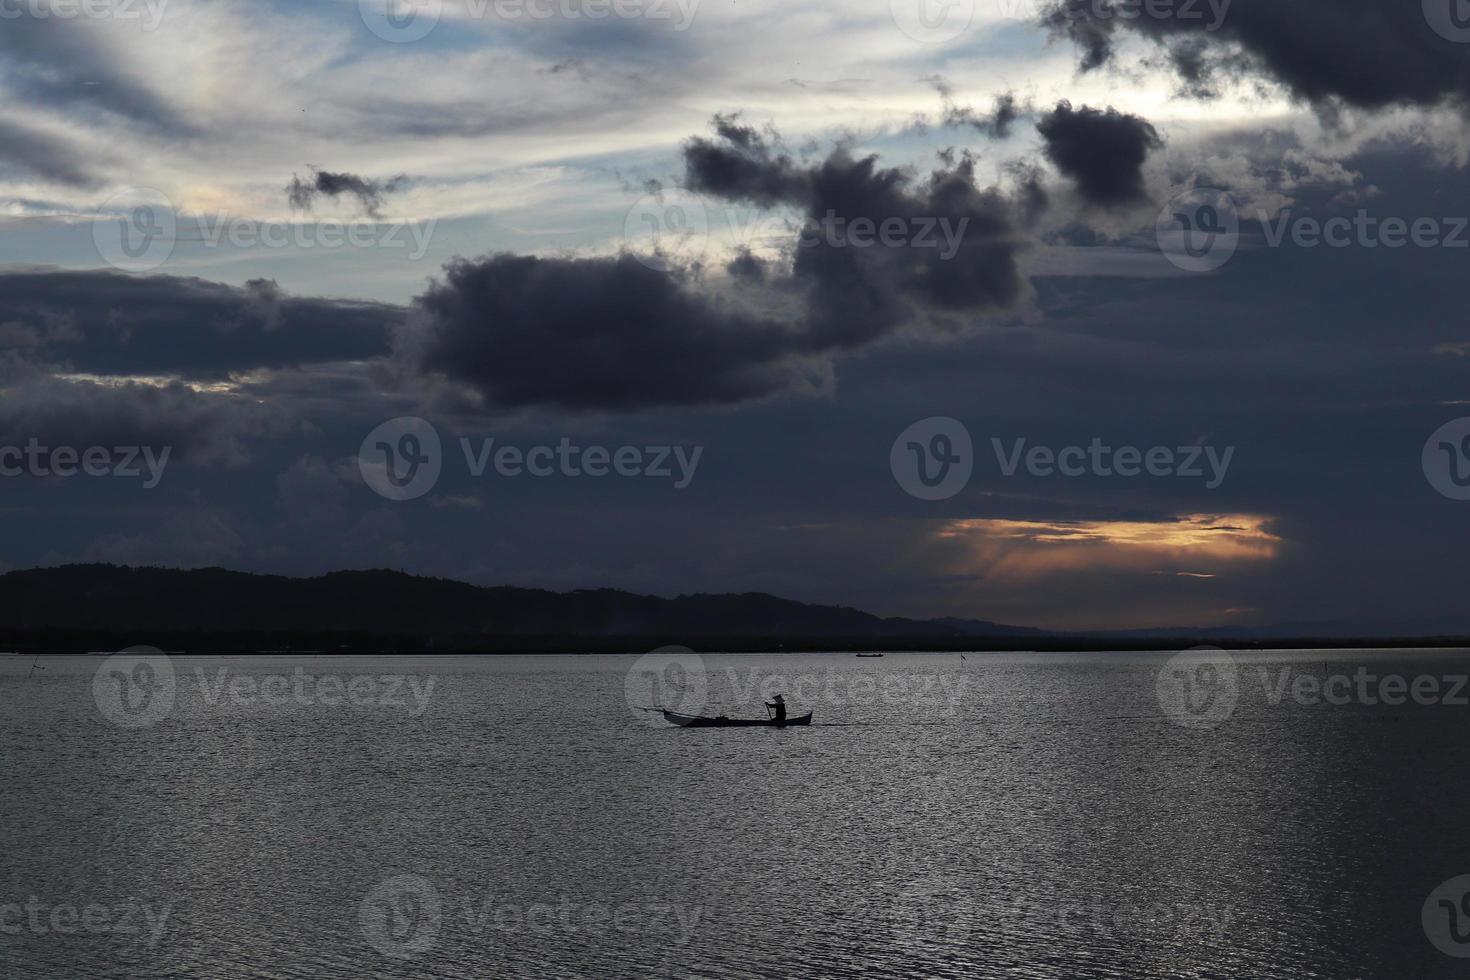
[{"left": 0, "top": 564, "right": 1040, "bottom": 652}]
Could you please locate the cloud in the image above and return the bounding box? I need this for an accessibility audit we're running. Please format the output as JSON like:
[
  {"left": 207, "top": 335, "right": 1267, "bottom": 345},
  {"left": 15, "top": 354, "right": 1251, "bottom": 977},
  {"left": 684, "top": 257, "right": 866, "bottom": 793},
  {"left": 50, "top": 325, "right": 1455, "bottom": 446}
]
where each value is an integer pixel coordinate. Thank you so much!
[
  {"left": 726, "top": 247, "right": 767, "bottom": 283},
  {"left": 80, "top": 510, "right": 248, "bottom": 568},
  {"left": 684, "top": 116, "right": 1037, "bottom": 343},
  {"left": 0, "top": 269, "right": 400, "bottom": 380},
  {"left": 401, "top": 252, "right": 825, "bottom": 413},
  {"left": 1041, "top": 0, "right": 1470, "bottom": 113},
  {"left": 539, "top": 58, "right": 589, "bottom": 80},
  {"left": 399, "top": 116, "right": 1043, "bottom": 415},
  {"left": 0, "top": 13, "right": 190, "bottom": 134},
  {"left": 287, "top": 169, "right": 408, "bottom": 218},
  {"left": 1036, "top": 101, "right": 1162, "bottom": 207},
  {"left": 923, "top": 78, "right": 1023, "bottom": 139},
  {"left": 0, "top": 373, "right": 279, "bottom": 467},
  {"left": 681, "top": 113, "right": 810, "bottom": 208},
  {"left": 0, "top": 117, "right": 99, "bottom": 188}
]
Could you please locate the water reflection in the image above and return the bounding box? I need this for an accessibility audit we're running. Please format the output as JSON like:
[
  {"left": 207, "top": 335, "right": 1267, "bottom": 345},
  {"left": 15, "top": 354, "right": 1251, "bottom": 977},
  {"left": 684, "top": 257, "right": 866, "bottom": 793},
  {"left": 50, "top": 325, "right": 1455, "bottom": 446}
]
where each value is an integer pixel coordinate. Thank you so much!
[{"left": 3, "top": 651, "right": 1470, "bottom": 977}]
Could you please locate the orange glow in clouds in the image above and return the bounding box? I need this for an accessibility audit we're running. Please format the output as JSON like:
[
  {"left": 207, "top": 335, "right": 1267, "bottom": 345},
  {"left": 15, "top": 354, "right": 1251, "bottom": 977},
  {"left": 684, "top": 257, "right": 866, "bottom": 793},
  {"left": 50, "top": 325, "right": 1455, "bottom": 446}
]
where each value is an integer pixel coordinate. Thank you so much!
[{"left": 935, "top": 514, "right": 1281, "bottom": 582}]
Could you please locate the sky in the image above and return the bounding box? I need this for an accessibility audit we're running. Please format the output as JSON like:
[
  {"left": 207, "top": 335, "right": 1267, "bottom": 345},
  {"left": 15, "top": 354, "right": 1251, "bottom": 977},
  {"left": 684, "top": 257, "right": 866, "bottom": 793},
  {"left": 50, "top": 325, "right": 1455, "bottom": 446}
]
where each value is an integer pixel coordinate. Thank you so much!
[{"left": 2, "top": 0, "right": 1470, "bottom": 630}]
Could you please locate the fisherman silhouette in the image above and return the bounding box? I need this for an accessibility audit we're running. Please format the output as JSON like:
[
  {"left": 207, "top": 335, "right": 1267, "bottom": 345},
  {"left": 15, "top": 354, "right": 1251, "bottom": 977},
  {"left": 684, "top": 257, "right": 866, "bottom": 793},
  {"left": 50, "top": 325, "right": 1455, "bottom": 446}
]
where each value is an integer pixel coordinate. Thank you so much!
[{"left": 765, "top": 693, "right": 787, "bottom": 724}]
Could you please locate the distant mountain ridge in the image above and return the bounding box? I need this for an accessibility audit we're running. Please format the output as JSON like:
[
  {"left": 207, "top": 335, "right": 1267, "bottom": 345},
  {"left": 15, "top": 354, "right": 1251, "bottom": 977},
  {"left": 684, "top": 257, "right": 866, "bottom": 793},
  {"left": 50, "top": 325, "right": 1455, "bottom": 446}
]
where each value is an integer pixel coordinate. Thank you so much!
[
  {"left": 0, "top": 564, "right": 1041, "bottom": 639},
  {"left": 2, "top": 565, "right": 1465, "bottom": 653}
]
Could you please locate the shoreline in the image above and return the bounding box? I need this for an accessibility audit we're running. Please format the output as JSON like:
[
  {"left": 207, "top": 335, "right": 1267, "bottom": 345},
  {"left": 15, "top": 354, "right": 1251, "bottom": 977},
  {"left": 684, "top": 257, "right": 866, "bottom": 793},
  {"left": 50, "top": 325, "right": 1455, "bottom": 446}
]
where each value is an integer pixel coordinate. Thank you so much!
[{"left": 8, "top": 635, "right": 1470, "bottom": 656}]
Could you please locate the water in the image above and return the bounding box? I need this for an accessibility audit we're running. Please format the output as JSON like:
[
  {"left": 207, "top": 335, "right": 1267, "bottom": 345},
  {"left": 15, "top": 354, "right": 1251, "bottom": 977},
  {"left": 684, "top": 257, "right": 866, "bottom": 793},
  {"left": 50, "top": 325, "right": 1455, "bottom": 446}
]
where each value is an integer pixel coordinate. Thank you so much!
[{"left": 5, "top": 650, "right": 1470, "bottom": 978}]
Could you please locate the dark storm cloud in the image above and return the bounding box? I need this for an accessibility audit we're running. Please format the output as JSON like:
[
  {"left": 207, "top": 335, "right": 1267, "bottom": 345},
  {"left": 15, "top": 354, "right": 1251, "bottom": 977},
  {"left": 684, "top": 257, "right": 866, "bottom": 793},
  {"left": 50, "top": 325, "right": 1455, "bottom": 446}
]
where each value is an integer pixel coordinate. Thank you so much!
[
  {"left": 1036, "top": 102, "right": 1161, "bottom": 207},
  {"left": 287, "top": 169, "right": 408, "bottom": 218},
  {"left": 1042, "top": 0, "right": 1470, "bottom": 111},
  {"left": 0, "top": 14, "right": 190, "bottom": 134},
  {"left": 0, "top": 118, "right": 99, "bottom": 187},
  {"left": 1006, "top": 160, "right": 1051, "bottom": 226},
  {"left": 986, "top": 93, "right": 1021, "bottom": 138},
  {"left": 404, "top": 118, "right": 1039, "bottom": 416},
  {"left": 726, "top": 247, "right": 767, "bottom": 283},
  {"left": 681, "top": 114, "right": 810, "bottom": 207},
  {"left": 399, "top": 117, "right": 1038, "bottom": 415},
  {"left": 0, "top": 374, "right": 278, "bottom": 467},
  {"left": 401, "top": 253, "right": 822, "bottom": 413},
  {"left": 794, "top": 151, "right": 1033, "bottom": 345},
  {"left": 1161, "top": 37, "right": 1234, "bottom": 100},
  {"left": 942, "top": 92, "right": 1021, "bottom": 139},
  {"left": 923, "top": 78, "right": 1022, "bottom": 139},
  {"left": 684, "top": 116, "right": 1035, "bottom": 345},
  {"left": 0, "top": 269, "right": 399, "bottom": 380}
]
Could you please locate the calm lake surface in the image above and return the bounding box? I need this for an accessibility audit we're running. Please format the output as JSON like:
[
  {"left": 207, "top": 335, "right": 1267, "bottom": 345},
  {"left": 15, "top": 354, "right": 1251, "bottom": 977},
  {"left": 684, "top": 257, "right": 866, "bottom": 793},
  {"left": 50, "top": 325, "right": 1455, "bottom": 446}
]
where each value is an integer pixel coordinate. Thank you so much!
[{"left": 5, "top": 649, "right": 1470, "bottom": 978}]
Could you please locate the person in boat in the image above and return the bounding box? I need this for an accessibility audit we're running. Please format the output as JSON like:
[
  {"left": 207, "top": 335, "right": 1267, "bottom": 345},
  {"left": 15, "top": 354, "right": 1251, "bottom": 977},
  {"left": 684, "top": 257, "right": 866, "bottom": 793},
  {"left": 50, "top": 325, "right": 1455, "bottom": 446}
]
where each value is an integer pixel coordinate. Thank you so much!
[{"left": 765, "top": 693, "right": 787, "bottom": 723}]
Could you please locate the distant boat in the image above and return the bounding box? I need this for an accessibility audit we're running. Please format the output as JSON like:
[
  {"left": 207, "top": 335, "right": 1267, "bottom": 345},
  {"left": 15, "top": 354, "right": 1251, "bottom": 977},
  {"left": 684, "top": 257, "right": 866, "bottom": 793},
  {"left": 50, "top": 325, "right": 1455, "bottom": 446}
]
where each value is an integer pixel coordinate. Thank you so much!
[
  {"left": 855, "top": 653, "right": 884, "bottom": 657},
  {"left": 662, "top": 709, "right": 813, "bottom": 728}
]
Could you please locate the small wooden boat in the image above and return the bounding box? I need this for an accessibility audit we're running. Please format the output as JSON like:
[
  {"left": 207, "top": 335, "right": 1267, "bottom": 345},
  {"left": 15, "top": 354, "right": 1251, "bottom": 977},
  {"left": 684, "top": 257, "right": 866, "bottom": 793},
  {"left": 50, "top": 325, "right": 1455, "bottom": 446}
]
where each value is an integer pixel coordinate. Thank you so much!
[
  {"left": 662, "top": 709, "right": 813, "bottom": 728},
  {"left": 855, "top": 653, "right": 884, "bottom": 657}
]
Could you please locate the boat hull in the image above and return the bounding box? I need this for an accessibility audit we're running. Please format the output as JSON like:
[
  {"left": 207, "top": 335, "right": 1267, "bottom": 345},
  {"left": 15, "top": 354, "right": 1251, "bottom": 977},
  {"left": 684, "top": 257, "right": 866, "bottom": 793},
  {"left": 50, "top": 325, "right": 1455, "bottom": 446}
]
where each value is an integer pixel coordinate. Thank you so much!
[{"left": 662, "top": 710, "right": 813, "bottom": 728}]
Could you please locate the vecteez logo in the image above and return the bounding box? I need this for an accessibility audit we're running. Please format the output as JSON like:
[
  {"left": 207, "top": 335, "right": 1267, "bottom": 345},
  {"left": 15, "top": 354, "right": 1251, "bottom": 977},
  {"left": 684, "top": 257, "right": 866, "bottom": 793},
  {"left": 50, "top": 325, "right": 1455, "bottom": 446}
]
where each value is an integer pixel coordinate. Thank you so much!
[
  {"left": 796, "top": 211, "right": 971, "bottom": 260},
  {"left": 0, "top": 0, "right": 171, "bottom": 28},
  {"left": 359, "top": 0, "right": 442, "bottom": 42},
  {"left": 92, "top": 187, "right": 438, "bottom": 273},
  {"left": 92, "top": 646, "right": 176, "bottom": 729},
  {"left": 890, "top": 416, "right": 973, "bottom": 501},
  {"left": 1156, "top": 646, "right": 1239, "bottom": 729},
  {"left": 359, "top": 416, "right": 444, "bottom": 501},
  {"left": 358, "top": 417, "right": 705, "bottom": 501},
  {"left": 888, "top": 870, "right": 1234, "bottom": 945},
  {"left": 92, "top": 188, "right": 177, "bottom": 273},
  {"left": 624, "top": 645, "right": 708, "bottom": 726},
  {"left": 92, "top": 650, "right": 437, "bottom": 725},
  {"left": 621, "top": 187, "right": 710, "bottom": 272},
  {"left": 0, "top": 896, "right": 173, "bottom": 946},
  {"left": 1424, "top": 0, "right": 1470, "bottom": 43},
  {"left": 0, "top": 440, "right": 171, "bottom": 487},
  {"left": 357, "top": 873, "right": 704, "bottom": 960},
  {"left": 1161, "top": 187, "right": 1470, "bottom": 273},
  {"left": 889, "top": 0, "right": 974, "bottom": 44},
  {"left": 890, "top": 416, "right": 1235, "bottom": 500},
  {"left": 1422, "top": 418, "right": 1470, "bottom": 500},
  {"left": 1157, "top": 187, "right": 1239, "bottom": 272},
  {"left": 1425, "top": 875, "right": 1470, "bottom": 957},
  {"left": 359, "top": 875, "right": 442, "bottom": 959}
]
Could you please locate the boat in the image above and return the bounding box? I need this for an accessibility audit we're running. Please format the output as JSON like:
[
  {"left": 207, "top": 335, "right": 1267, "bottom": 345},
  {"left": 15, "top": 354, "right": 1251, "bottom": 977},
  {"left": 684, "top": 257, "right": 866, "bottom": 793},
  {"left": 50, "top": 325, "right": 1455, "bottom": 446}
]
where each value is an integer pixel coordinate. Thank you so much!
[
  {"left": 662, "top": 709, "right": 813, "bottom": 728},
  {"left": 855, "top": 653, "right": 884, "bottom": 657}
]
